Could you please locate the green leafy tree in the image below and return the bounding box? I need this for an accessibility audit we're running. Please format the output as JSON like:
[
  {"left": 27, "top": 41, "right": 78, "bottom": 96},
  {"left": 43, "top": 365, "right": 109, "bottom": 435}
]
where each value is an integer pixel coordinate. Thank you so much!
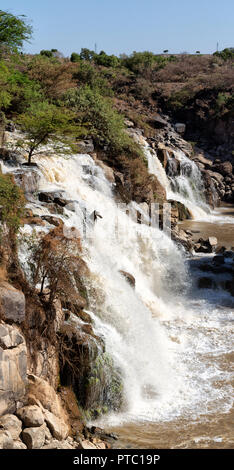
[
  {"left": 94, "top": 51, "right": 119, "bottom": 68},
  {"left": 70, "top": 52, "right": 80, "bottom": 63},
  {"left": 80, "top": 48, "right": 95, "bottom": 61},
  {"left": 0, "top": 10, "right": 32, "bottom": 53},
  {"left": 40, "top": 49, "right": 53, "bottom": 58},
  {"left": 62, "top": 86, "right": 142, "bottom": 156},
  {"left": 16, "top": 101, "right": 80, "bottom": 164}
]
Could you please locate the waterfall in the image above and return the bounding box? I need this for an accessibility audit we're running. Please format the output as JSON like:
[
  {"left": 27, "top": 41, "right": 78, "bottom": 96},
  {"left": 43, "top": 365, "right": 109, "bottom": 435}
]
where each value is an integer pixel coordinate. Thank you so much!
[
  {"left": 2, "top": 138, "right": 232, "bottom": 427},
  {"left": 11, "top": 150, "right": 231, "bottom": 426},
  {"left": 144, "top": 145, "right": 230, "bottom": 221}
]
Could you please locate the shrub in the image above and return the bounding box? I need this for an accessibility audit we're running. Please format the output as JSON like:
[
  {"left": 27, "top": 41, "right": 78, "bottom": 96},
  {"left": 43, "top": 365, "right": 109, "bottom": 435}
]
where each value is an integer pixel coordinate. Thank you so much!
[
  {"left": 70, "top": 52, "right": 80, "bottom": 63},
  {"left": 62, "top": 85, "right": 143, "bottom": 156},
  {"left": 73, "top": 62, "right": 113, "bottom": 96},
  {"left": 40, "top": 49, "right": 53, "bottom": 58},
  {"left": 0, "top": 171, "right": 25, "bottom": 233},
  {"left": 94, "top": 51, "right": 119, "bottom": 68},
  {"left": 213, "top": 48, "right": 234, "bottom": 61}
]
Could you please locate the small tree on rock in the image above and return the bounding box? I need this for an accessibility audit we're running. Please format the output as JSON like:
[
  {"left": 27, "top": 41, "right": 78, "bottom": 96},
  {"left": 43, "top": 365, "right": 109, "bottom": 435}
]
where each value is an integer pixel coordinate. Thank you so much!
[{"left": 15, "top": 101, "right": 80, "bottom": 164}]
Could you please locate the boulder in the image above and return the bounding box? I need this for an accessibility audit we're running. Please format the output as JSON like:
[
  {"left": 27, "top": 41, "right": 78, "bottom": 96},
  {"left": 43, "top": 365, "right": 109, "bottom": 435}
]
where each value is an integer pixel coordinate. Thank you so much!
[
  {"left": 42, "top": 439, "right": 74, "bottom": 449},
  {"left": 207, "top": 170, "right": 224, "bottom": 184},
  {"left": 174, "top": 123, "right": 186, "bottom": 134},
  {"left": 0, "top": 430, "right": 14, "bottom": 449},
  {"left": 22, "top": 425, "right": 46, "bottom": 449},
  {"left": 79, "top": 439, "right": 98, "bottom": 449},
  {"left": 38, "top": 191, "right": 68, "bottom": 207},
  {"left": 214, "top": 161, "right": 233, "bottom": 177},
  {"left": 77, "top": 139, "right": 94, "bottom": 153},
  {"left": 0, "top": 324, "right": 27, "bottom": 415},
  {"left": 0, "top": 414, "right": 22, "bottom": 439},
  {"left": 27, "top": 375, "right": 70, "bottom": 433},
  {"left": 151, "top": 114, "right": 168, "bottom": 128},
  {"left": 13, "top": 168, "right": 41, "bottom": 196},
  {"left": 44, "top": 409, "right": 69, "bottom": 441},
  {"left": 0, "top": 282, "right": 25, "bottom": 324},
  {"left": 13, "top": 440, "right": 27, "bottom": 449},
  {"left": 157, "top": 147, "right": 168, "bottom": 168},
  {"left": 208, "top": 237, "right": 218, "bottom": 247},
  {"left": 96, "top": 160, "right": 115, "bottom": 183},
  {"left": 17, "top": 405, "right": 45, "bottom": 428},
  {"left": 194, "top": 237, "right": 217, "bottom": 254}
]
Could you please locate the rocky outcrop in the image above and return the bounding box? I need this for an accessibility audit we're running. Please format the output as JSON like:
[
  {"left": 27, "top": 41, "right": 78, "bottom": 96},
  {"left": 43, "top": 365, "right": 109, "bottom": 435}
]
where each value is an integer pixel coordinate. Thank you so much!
[
  {"left": 0, "top": 323, "right": 27, "bottom": 415},
  {"left": 194, "top": 237, "right": 218, "bottom": 254},
  {"left": 0, "top": 282, "right": 25, "bottom": 324},
  {"left": 13, "top": 167, "right": 41, "bottom": 200}
]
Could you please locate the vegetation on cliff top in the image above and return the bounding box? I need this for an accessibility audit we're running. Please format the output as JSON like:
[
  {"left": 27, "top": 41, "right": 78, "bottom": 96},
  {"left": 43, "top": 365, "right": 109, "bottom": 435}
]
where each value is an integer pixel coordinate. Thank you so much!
[{"left": 0, "top": 9, "right": 233, "bottom": 166}]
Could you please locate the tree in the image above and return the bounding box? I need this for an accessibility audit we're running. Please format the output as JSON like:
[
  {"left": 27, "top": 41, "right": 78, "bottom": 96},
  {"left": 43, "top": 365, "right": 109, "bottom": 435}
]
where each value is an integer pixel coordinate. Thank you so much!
[
  {"left": 32, "top": 225, "right": 83, "bottom": 305},
  {"left": 40, "top": 49, "right": 53, "bottom": 58},
  {"left": 15, "top": 101, "right": 79, "bottom": 164},
  {"left": 80, "top": 48, "right": 95, "bottom": 62},
  {"left": 70, "top": 52, "right": 80, "bottom": 63},
  {"left": 94, "top": 51, "right": 119, "bottom": 68},
  {"left": 62, "top": 85, "right": 143, "bottom": 157},
  {"left": 0, "top": 10, "right": 32, "bottom": 53}
]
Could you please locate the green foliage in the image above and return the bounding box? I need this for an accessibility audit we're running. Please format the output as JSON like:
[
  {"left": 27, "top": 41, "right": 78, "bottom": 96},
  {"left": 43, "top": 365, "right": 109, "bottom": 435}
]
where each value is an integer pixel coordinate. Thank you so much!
[
  {"left": 213, "top": 48, "right": 234, "bottom": 61},
  {"left": 94, "top": 51, "right": 119, "bottom": 68},
  {"left": 73, "top": 62, "right": 113, "bottom": 96},
  {"left": 0, "top": 171, "right": 25, "bottom": 233},
  {"left": 121, "top": 51, "right": 177, "bottom": 74},
  {"left": 0, "top": 10, "right": 32, "bottom": 53},
  {"left": 40, "top": 49, "right": 53, "bottom": 58},
  {"left": 16, "top": 101, "right": 80, "bottom": 163},
  {"left": 84, "top": 351, "right": 123, "bottom": 417},
  {"left": 0, "top": 60, "right": 12, "bottom": 109},
  {"left": 0, "top": 57, "right": 43, "bottom": 114},
  {"left": 167, "top": 87, "right": 196, "bottom": 111},
  {"left": 70, "top": 52, "right": 80, "bottom": 63},
  {"left": 40, "top": 49, "right": 62, "bottom": 59},
  {"left": 215, "top": 92, "right": 234, "bottom": 117},
  {"left": 80, "top": 48, "right": 95, "bottom": 61},
  {"left": 62, "top": 85, "right": 143, "bottom": 156}
]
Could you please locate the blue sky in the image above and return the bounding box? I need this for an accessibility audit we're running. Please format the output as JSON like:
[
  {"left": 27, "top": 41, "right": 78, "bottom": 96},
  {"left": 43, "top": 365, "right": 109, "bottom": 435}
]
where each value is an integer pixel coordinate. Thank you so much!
[{"left": 1, "top": 0, "right": 234, "bottom": 56}]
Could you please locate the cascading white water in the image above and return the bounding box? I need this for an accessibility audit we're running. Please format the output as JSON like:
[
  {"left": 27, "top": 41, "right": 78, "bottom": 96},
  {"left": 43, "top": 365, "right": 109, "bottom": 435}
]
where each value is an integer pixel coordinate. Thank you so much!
[
  {"left": 144, "top": 144, "right": 234, "bottom": 223},
  {"left": 10, "top": 149, "right": 232, "bottom": 427}
]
